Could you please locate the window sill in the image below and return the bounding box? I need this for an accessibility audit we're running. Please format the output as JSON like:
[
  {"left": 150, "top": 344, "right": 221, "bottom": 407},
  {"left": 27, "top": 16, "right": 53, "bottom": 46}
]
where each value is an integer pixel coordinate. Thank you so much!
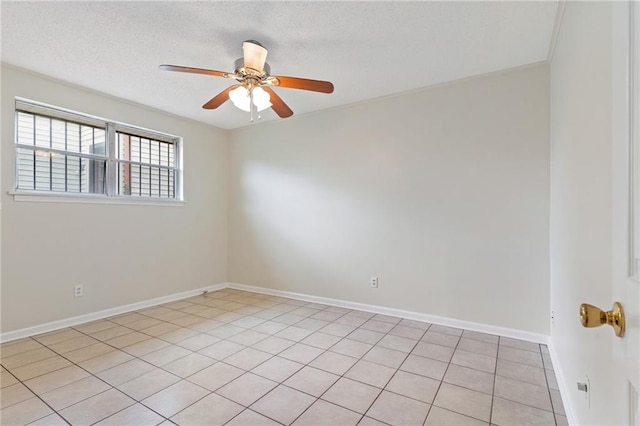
[{"left": 8, "top": 190, "right": 185, "bottom": 207}]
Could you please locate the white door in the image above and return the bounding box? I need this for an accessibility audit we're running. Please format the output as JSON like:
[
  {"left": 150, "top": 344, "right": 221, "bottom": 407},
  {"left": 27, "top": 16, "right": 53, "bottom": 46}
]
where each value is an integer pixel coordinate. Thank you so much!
[{"left": 612, "top": 1, "right": 640, "bottom": 424}]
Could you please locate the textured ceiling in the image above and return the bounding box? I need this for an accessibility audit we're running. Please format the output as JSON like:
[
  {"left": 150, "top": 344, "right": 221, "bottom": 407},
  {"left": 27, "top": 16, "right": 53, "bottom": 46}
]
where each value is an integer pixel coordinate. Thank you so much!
[{"left": 1, "top": 1, "right": 558, "bottom": 130}]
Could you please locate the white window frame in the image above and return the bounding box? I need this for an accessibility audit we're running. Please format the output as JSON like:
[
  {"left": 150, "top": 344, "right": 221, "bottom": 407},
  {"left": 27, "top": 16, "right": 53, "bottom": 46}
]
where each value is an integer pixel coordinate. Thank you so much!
[{"left": 12, "top": 98, "right": 184, "bottom": 205}]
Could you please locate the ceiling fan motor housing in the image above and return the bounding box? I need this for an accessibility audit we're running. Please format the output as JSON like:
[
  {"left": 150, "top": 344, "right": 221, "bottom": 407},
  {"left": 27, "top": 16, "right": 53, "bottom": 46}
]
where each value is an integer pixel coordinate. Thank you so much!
[
  {"left": 234, "top": 58, "right": 270, "bottom": 76},
  {"left": 244, "top": 40, "right": 264, "bottom": 47}
]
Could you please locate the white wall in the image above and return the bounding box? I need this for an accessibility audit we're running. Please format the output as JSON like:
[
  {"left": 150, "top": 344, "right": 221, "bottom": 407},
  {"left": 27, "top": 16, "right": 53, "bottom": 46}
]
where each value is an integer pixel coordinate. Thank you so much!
[
  {"left": 549, "top": 2, "right": 621, "bottom": 424},
  {"left": 229, "top": 64, "right": 550, "bottom": 334},
  {"left": 1, "top": 66, "right": 229, "bottom": 333}
]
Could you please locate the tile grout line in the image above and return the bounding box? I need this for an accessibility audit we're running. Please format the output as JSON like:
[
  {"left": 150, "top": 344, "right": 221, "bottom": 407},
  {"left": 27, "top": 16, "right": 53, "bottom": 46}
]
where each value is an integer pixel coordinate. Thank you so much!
[
  {"left": 423, "top": 327, "right": 464, "bottom": 426},
  {"left": 540, "top": 343, "right": 559, "bottom": 426},
  {"left": 489, "top": 337, "right": 501, "bottom": 425}
]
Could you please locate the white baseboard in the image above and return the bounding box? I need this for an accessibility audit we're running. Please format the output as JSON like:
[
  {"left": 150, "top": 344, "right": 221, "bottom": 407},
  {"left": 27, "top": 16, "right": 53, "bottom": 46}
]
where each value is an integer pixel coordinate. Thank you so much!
[
  {"left": 0, "top": 283, "right": 227, "bottom": 343},
  {"left": 548, "top": 340, "right": 577, "bottom": 425},
  {"left": 227, "top": 282, "right": 550, "bottom": 344},
  {"left": 1, "top": 280, "right": 550, "bottom": 347}
]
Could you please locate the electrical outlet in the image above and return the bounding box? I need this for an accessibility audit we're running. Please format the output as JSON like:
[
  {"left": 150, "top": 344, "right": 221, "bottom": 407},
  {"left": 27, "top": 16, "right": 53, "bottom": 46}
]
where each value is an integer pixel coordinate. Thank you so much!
[
  {"left": 370, "top": 277, "right": 378, "bottom": 288},
  {"left": 551, "top": 310, "right": 555, "bottom": 325},
  {"left": 74, "top": 284, "right": 83, "bottom": 297}
]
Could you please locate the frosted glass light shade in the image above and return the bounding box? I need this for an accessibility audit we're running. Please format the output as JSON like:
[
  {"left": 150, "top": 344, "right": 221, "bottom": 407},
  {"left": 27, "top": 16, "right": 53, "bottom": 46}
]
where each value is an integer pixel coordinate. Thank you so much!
[
  {"left": 229, "top": 86, "right": 251, "bottom": 112},
  {"left": 252, "top": 87, "right": 272, "bottom": 111},
  {"left": 229, "top": 86, "right": 272, "bottom": 112}
]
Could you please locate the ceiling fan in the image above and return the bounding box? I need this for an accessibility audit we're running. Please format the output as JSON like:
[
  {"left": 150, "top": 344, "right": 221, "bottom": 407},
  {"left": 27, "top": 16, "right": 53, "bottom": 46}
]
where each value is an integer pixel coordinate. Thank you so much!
[{"left": 160, "top": 40, "right": 334, "bottom": 121}]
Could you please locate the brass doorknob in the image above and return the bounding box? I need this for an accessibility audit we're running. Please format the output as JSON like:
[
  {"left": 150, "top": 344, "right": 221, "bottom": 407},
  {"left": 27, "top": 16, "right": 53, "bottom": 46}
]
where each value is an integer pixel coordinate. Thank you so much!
[{"left": 579, "top": 302, "right": 625, "bottom": 337}]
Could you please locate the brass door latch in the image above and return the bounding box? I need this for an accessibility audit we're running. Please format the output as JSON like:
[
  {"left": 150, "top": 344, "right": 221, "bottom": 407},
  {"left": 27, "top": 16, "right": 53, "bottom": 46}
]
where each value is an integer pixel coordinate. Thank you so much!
[{"left": 579, "top": 302, "right": 625, "bottom": 337}]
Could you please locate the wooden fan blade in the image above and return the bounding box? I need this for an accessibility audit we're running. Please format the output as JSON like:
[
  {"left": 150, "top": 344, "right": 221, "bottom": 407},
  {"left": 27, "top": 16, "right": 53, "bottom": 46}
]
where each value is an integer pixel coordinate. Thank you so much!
[
  {"left": 203, "top": 85, "right": 239, "bottom": 109},
  {"left": 263, "top": 87, "right": 293, "bottom": 118},
  {"left": 243, "top": 41, "right": 268, "bottom": 73},
  {"left": 271, "top": 76, "right": 334, "bottom": 93},
  {"left": 159, "top": 64, "right": 228, "bottom": 77}
]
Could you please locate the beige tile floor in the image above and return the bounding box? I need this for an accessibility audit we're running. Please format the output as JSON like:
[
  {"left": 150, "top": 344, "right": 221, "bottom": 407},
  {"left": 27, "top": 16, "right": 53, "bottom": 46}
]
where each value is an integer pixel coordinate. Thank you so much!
[{"left": 0, "top": 289, "right": 566, "bottom": 426}]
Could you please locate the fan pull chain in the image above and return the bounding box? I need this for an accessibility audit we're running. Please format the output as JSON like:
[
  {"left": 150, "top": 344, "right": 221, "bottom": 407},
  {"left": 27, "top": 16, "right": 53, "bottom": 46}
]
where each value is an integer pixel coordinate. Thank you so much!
[
  {"left": 250, "top": 89, "right": 254, "bottom": 122},
  {"left": 247, "top": 88, "right": 263, "bottom": 122}
]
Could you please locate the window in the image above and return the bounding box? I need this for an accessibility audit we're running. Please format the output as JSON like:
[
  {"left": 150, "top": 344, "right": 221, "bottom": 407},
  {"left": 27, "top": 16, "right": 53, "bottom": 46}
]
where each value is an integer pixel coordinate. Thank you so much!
[
  {"left": 14, "top": 99, "right": 182, "bottom": 201},
  {"left": 116, "top": 132, "right": 175, "bottom": 198}
]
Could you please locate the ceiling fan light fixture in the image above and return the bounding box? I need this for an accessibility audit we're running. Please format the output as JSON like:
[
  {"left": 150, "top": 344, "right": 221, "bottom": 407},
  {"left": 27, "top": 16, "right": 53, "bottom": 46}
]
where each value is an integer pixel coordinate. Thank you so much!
[
  {"left": 229, "top": 85, "right": 271, "bottom": 113},
  {"left": 160, "top": 39, "right": 334, "bottom": 120}
]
